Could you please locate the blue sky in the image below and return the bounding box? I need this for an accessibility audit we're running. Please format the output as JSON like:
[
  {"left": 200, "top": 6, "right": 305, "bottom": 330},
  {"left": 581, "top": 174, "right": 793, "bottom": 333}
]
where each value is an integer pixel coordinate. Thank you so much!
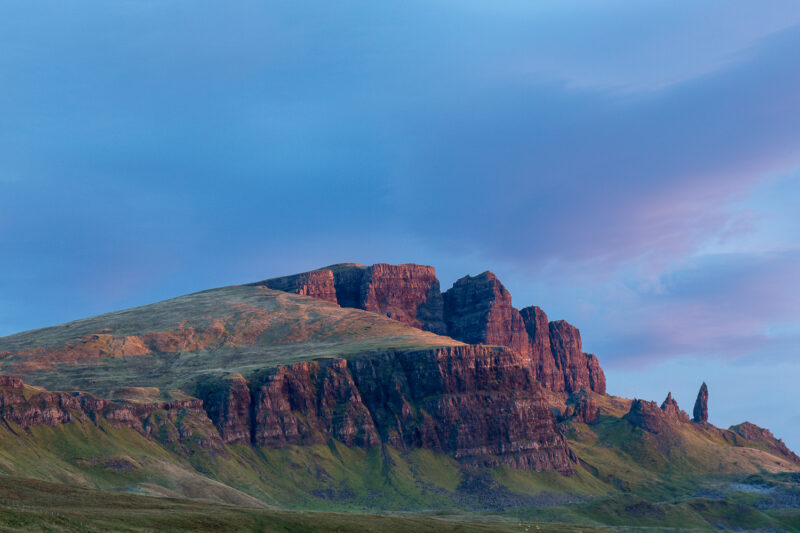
[{"left": 2, "top": 1, "right": 799, "bottom": 449}]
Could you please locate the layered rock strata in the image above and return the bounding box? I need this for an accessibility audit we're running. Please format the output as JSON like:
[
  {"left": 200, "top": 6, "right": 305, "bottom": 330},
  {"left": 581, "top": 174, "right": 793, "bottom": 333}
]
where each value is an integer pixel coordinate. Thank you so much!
[
  {"left": 443, "top": 272, "right": 531, "bottom": 355},
  {"left": 258, "top": 263, "right": 606, "bottom": 396},
  {"left": 261, "top": 269, "right": 337, "bottom": 303},
  {"left": 195, "top": 346, "right": 574, "bottom": 474},
  {"left": 259, "top": 263, "right": 446, "bottom": 334},
  {"left": 0, "top": 375, "right": 223, "bottom": 452}
]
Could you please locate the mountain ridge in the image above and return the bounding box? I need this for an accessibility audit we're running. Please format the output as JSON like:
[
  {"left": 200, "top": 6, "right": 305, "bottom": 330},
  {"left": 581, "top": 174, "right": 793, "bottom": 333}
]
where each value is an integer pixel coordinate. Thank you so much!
[{"left": 0, "top": 261, "right": 797, "bottom": 530}]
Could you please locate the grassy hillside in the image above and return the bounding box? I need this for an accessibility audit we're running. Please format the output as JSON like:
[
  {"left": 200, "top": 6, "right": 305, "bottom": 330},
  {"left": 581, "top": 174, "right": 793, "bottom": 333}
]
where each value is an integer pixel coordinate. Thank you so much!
[
  {"left": 0, "top": 476, "right": 614, "bottom": 533},
  {"left": 0, "top": 285, "right": 461, "bottom": 394},
  {"left": 1, "top": 281, "right": 798, "bottom": 530}
]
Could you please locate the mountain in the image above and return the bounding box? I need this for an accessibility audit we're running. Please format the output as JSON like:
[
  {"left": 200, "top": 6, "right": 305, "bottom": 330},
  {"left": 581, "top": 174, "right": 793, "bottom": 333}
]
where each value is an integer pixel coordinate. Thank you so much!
[{"left": 0, "top": 262, "right": 798, "bottom": 531}]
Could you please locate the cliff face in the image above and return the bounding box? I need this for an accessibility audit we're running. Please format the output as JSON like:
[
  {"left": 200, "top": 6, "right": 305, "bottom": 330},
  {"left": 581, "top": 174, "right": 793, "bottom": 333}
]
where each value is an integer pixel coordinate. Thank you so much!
[
  {"left": 194, "top": 346, "right": 574, "bottom": 474},
  {"left": 518, "top": 308, "right": 606, "bottom": 395},
  {"left": 259, "top": 263, "right": 606, "bottom": 396},
  {"left": 262, "top": 270, "right": 337, "bottom": 303},
  {"left": 443, "top": 272, "right": 531, "bottom": 355},
  {"left": 520, "top": 306, "right": 558, "bottom": 389},
  {"left": 260, "top": 263, "right": 447, "bottom": 334},
  {"left": 0, "top": 375, "right": 224, "bottom": 453},
  {"left": 359, "top": 264, "right": 447, "bottom": 334}
]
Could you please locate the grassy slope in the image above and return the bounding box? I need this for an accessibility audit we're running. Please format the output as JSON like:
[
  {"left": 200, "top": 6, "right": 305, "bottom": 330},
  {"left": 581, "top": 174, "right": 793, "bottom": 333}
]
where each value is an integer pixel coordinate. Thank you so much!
[
  {"left": 0, "top": 476, "right": 614, "bottom": 533},
  {"left": 0, "top": 285, "right": 461, "bottom": 394}
]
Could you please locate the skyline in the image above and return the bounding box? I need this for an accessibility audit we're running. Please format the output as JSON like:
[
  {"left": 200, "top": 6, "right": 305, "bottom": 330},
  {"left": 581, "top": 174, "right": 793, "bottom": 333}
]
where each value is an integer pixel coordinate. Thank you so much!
[{"left": 2, "top": 1, "right": 799, "bottom": 449}]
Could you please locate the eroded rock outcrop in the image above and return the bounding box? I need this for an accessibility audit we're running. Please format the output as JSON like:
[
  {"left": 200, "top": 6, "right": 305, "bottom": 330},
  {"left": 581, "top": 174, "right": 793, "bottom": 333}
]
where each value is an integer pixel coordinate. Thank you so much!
[
  {"left": 729, "top": 422, "right": 800, "bottom": 464},
  {"left": 625, "top": 399, "right": 674, "bottom": 434},
  {"left": 0, "top": 375, "right": 223, "bottom": 453},
  {"left": 261, "top": 269, "right": 337, "bottom": 303},
  {"left": 519, "top": 306, "right": 558, "bottom": 388},
  {"left": 443, "top": 272, "right": 531, "bottom": 355},
  {"left": 564, "top": 389, "right": 599, "bottom": 424},
  {"left": 660, "top": 392, "right": 690, "bottom": 422},
  {"left": 693, "top": 382, "right": 709, "bottom": 423},
  {"left": 548, "top": 321, "right": 600, "bottom": 395}
]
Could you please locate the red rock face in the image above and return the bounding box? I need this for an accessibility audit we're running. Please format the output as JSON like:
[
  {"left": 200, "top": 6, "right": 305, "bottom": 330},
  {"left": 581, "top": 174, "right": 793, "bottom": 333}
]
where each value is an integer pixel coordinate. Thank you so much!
[
  {"left": 564, "top": 390, "right": 599, "bottom": 424},
  {"left": 585, "top": 353, "right": 606, "bottom": 395},
  {"left": 261, "top": 270, "right": 337, "bottom": 303},
  {"left": 197, "top": 374, "right": 252, "bottom": 444},
  {"left": 260, "top": 263, "right": 447, "bottom": 334},
  {"left": 693, "top": 382, "right": 709, "bottom": 423},
  {"left": 250, "top": 359, "right": 380, "bottom": 448},
  {"left": 359, "top": 264, "right": 446, "bottom": 334},
  {"left": 0, "top": 375, "right": 224, "bottom": 453},
  {"left": 260, "top": 263, "right": 608, "bottom": 397},
  {"left": 547, "top": 321, "right": 606, "bottom": 395},
  {"left": 350, "top": 346, "right": 573, "bottom": 474},
  {"left": 443, "top": 272, "right": 531, "bottom": 355},
  {"left": 194, "top": 347, "right": 574, "bottom": 474},
  {"left": 660, "top": 392, "right": 690, "bottom": 423},
  {"left": 625, "top": 399, "right": 674, "bottom": 434},
  {"left": 520, "top": 306, "right": 558, "bottom": 389}
]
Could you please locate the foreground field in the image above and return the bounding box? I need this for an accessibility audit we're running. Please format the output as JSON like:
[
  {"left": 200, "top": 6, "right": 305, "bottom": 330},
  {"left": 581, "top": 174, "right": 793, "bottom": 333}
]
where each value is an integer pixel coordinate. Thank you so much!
[{"left": 0, "top": 477, "right": 611, "bottom": 533}]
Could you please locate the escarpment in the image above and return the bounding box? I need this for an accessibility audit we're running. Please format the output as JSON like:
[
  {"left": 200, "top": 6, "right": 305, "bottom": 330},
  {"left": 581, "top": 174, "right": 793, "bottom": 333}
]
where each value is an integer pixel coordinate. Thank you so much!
[
  {"left": 442, "top": 272, "right": 532, "bottom": 355},
  {"left": 0, "top": 375, "right": 223, "bottom": 452},
  {"left": 261, "top": 269, "right": 337, "bottom": 303},
  {"left": 193, "top": 346, "right": 573, "bottom": 474},
  {"left": 259, "top": 263, "right": 447, "bottom": 334},
  {"left": 262, "top": 263, "right": 606, "bottom": 396}
]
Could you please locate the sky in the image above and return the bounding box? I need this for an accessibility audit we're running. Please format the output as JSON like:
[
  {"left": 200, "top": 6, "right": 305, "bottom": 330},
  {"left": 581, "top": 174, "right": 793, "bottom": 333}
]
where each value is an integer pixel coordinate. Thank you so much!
[{"left": 1, "top": 1, "right": 799, "bottom": 449}]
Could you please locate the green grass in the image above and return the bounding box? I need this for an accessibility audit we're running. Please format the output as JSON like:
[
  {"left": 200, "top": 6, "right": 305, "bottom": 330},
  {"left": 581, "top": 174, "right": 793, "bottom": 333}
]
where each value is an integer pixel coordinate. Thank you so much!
[{"left": 0, "top": 476, "right": 615, "bottom": 533}]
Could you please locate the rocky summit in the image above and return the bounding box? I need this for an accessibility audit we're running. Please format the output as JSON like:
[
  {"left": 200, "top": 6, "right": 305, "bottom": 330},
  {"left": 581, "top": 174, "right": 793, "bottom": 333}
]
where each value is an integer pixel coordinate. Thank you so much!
[
  {"left": 0, "top": 262, "right": 797, "bottom": 530},
  {"left": 263, "top": 264, "right": 606, "bottom": 396}
]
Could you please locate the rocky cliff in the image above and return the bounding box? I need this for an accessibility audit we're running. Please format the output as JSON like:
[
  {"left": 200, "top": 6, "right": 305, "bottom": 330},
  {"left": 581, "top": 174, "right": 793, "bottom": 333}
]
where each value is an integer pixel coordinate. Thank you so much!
[
  {"left": 443, "top": 272, "right": 531, "bottom": 355},
  {"left": 259, "top": 263, "right": 447, "bottom": 334},
  {"left": 261, "top": 263, "right": 607, "bottom": 396},
  {"left": 440, "top": 273, "right": 605, "bottom": 395},
  {"left": 193, "top": 346, "right": 574, "bottom": 474},
  {"left": 0, "top": 375, "right": 223, "bottom": 453},
  {"left": 260, "top": 269, "right": 338, "bottom": 303},
  {"left": 359, "top": 264, "right": 447, "bottom": 334}
]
